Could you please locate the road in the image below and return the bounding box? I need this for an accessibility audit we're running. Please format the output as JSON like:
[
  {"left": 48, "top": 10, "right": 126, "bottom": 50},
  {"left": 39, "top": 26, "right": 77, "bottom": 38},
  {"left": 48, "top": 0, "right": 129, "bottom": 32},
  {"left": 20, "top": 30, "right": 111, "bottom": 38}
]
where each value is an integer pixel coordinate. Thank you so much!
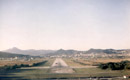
[{"left": 50, "top": 58, "right": 74, "bottom": 73}]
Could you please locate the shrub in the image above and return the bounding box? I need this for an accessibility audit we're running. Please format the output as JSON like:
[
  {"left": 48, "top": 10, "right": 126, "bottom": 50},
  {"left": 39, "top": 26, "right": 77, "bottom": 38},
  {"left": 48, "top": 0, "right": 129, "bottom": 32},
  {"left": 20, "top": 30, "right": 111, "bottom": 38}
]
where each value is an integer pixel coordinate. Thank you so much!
[
  {"left": 32, "top": 61, "right": 47, "bottom": 66},
  {"left": 20, "top": 64, "right": 30, "bottom": 67},
  {"left": 98, "top": 61, "right": 130, "bottom": 70}
]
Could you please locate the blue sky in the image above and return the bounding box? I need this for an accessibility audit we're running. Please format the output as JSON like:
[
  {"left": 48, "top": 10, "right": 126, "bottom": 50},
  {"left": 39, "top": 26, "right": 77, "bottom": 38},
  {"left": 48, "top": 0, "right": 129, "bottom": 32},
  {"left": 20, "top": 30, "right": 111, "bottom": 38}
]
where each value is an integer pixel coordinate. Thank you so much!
[{"left": 0, "top": 0, "right": 130, "bottom": 50}]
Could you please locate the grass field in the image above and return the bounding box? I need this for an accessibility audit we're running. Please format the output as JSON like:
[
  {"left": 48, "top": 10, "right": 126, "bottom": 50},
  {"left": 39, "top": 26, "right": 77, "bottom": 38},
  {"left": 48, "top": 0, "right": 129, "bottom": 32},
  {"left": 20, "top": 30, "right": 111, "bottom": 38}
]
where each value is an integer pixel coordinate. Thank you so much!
[
  {"left": 63, "top": 58, "right": 86, "bottom": 67},
  {"left": 64, "top": 57, "right": 130, "bottom": 66},
  {"left": 0, "top": 58, "right": 55, "bottom": 80},
  {"left": 0, "top": 58, "right": 49, "bottom": 67},
  {"left": 74, "top": 68, "right": 130, "bottom": 77},
  {"left": 42, "top": 58, "right": 54, "bottom": 66},
  {"left": 1, "top": 67, "right": 130, "bottom": 80},
  {"left": 0, "top": 58, "right": 130, "bottom": 80}
]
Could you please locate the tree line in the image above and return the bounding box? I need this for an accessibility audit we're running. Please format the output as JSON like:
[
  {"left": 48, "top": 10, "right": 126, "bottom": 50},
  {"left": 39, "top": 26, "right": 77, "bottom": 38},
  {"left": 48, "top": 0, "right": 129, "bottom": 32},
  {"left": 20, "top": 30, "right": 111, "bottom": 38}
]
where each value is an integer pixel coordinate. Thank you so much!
[
  {"left": 0, "top": 61, "right": 47, "bottom": 70},
  {"left": 98, "top": 61, "right": 130, "bottom": 70}
]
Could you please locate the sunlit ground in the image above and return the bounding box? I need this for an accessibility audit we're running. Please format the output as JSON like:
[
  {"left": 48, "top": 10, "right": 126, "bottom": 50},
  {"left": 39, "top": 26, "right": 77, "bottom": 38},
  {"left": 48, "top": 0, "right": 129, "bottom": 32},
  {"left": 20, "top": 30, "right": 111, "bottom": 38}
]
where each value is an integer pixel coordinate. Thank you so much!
[{"left": 0, "top": 58, "right": 130, "bottom": 80}]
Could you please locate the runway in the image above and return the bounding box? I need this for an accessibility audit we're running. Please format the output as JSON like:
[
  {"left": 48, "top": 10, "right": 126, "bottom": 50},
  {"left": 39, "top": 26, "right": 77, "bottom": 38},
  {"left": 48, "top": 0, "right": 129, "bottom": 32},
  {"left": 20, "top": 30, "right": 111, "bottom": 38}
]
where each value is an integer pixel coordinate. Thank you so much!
[
  {"left": 51, "top": 58, "right": 68, "bottom": 67},
  {"left": 50, "top": 58, "right": 74, "bottom": 73}
]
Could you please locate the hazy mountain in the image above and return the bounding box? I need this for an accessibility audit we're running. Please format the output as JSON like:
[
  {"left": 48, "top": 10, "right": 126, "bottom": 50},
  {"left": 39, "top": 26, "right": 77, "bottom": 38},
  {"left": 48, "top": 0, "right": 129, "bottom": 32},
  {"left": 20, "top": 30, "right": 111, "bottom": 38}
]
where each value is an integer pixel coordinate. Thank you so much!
[
  {"left": 5, "top": 47, "right": 23, "bottom": 54},
  {"left": 3, "top": 47, "right": 56, "bottom": 56},
  {"left": 0, "top": 51, "right": 31, "bottom": 58},
  {"left": 48, "top": 49, "right": 82, "bottom": 55},
  {"left": 3, "top": 47, "right": 130, "bottom": 56},
  {"left": 3, "top": 48, "right": 82, "bottom": 56},
  {"left": 86, "top": 49, "right": 104, "bottom": 54},
  {"left": 85, "top": 48, "right": 129, "bottom": 54}
]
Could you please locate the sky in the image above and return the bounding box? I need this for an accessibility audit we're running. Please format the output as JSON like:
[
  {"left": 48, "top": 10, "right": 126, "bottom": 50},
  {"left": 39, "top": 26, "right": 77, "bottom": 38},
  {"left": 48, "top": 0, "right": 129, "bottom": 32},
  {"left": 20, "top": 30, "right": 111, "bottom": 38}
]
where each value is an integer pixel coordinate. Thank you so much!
[{"left": 0, "top": 0, "right": 130, "bottom": 50}]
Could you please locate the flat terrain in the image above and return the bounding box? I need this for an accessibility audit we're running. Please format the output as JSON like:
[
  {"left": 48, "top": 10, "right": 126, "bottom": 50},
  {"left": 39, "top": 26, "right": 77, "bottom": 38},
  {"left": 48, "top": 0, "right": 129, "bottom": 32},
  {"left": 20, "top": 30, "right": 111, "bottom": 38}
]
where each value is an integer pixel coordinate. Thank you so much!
[
  {"left": 0, "top": 58, "right": 130, "bottom": 80},
  {"left": 0, "top": 58, "right": 54, "bottom": 67},
  {"left": 50, "top": 58, "right": 74, "bottom": 73},
  {"left": 64, "top": 58, "right": 130, "bottom": 67},
  {"left": 52, "top": 58, "right": 68, "bottom": 67}
]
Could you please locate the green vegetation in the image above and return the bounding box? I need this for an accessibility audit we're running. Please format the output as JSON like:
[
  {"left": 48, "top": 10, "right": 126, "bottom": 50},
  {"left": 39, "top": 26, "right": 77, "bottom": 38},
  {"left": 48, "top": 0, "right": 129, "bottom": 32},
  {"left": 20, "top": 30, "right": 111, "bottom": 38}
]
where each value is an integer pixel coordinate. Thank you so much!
[
  {"left": 99, "top": 61, "right": 130, "bottom": 70},
  {"left": 42, "top": 58, "right": 54, "bottom": 66},
  {"left": 2, "top": 67, "right": 130, "bottom": 79},
  {"left": 0, "top": 59, "right": 53, "bottom": 80},
  {"left": 0, "top": 61, "right": 47, "bottom": 71},
  {"left": 0, "top": 51, "right": 31, "bottom": 58},
  {"left": 32, "top": 61, "right": 47, "bottom": 66},
  {"left": 74, "top": 68, "right": 130, "bottom": 77},
  {"left": 73, "top": 60, "right": 87, "bottom": 65},
  {"left": 0, "top": 58, "right": 130, "bottom": 80},
  {"left": 0, "top": 64, "right": 30, "bottom": 70},
  {"left": 63, "top": 58, "right": 85, "bottom": 67}
]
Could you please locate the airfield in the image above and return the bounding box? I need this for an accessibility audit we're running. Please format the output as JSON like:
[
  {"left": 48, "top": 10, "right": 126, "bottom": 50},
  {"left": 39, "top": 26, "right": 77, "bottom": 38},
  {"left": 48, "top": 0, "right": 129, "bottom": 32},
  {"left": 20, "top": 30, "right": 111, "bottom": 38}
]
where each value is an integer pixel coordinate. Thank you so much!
[{"left": 0, "top": 58, "right": 130, "bottom": 80}]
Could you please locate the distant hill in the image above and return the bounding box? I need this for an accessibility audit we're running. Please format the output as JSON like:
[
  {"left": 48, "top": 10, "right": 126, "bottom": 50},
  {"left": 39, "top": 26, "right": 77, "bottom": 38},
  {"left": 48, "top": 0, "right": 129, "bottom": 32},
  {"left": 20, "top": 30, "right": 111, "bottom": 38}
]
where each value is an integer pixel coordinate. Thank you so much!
[
  {"left": 48, "top": 49, "right": 82, "bottom": 56},
  {"left": 3, "top": 48, "right": 82, "bottom": 56},
  {"left": 3, "top": 47, "right": 55, "bottom": 56},
  {"left": 85, "top": 48, "right": 130, "bottom": 54},
  {"left": 86, "top": 49, "right": 104, "bottom": 54},
  {"left": 0, "top": 51, "right": 31, "bottom": 58},
  {"left": 2, "top": 47, "right": 130, "bottom": 56}
]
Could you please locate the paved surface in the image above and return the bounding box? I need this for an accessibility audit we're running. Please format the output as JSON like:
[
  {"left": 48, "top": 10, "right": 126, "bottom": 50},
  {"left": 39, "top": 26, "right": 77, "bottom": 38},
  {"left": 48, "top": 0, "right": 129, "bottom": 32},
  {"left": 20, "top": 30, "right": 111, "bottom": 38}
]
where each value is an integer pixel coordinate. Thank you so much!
[
  {"left": 50, "top": 58, "right": 75, "bottom": 73},
  {"left": 51, "top": 58, "right": 68, "bottom": 67}
]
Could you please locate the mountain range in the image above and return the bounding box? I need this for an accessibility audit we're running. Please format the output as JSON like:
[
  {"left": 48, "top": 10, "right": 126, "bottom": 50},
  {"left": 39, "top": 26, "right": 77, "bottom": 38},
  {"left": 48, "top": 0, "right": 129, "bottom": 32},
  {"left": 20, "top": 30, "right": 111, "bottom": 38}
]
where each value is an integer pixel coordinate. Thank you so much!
[
  {"left": 0, "top": 51, "right": 32, "bottom": 58},
  {"left": 3, "top": 47, "right": 55, "bottom": 56},
  {"left": 2, "top": 47, "right": 130, "bottom": 56}
]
